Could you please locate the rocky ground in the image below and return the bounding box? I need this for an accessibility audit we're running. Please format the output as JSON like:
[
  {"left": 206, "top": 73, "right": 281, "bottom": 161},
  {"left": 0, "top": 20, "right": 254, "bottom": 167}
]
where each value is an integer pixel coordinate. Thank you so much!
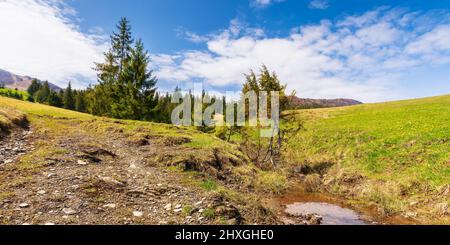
[
  {"left": 0, "top": 129, "right": 33, "bottom": 165},
  {"left": 0, "top": 116, "right": 282, "bottom": 225}
]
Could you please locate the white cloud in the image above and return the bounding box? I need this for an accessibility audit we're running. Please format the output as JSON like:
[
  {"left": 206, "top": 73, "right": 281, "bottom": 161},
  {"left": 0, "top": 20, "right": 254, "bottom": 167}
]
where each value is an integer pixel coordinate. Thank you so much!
[
  {"left": 251, "top": 0, "right": 284, "bottom": 8},
  {"left": 0, "top": 0, "right": 108, "bottom": 88},
  {"left": 309, "top": 0, "right": 329, "bottom": 10},
  {"left": 406, "top": 24, "right": 450, "bottom": 60},
  {"left": 153, "top": 8, "right": 450, "bottom": 102}
]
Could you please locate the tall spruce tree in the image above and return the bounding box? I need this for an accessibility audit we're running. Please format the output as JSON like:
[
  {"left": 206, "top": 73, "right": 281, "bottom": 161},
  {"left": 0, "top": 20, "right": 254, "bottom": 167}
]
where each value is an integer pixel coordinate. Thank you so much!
[
  {"left": 122, "top": 39, "right": 157, "bottom": 120},
  {"left": 89, "top": 18, "right": 158, "bottom": 120},
  {"left": 112, "top": 17, "right": 134, "bottom": 74},
  {"left": 90, "top": 17, "right": 134, "bottom": 117},
  {"left": 63, "top": 82, "right": 75, "bottom": 110}
]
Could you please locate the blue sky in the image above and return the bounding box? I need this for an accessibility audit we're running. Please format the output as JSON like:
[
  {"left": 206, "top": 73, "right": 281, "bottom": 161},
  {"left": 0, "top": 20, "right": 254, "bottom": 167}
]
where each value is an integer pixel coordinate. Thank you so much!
[
  {"left": 1, "top": 0, "right": 450, "bottom": 102},
  {"left": 70, "top": 0, "right": 450, "bottom": 53}
]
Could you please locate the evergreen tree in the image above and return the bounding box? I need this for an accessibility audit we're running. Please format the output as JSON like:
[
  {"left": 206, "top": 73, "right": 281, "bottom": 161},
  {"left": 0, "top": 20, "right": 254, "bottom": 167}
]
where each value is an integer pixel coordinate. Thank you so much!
[
  {"left": 89, "top": 18, "right": 158, "bottom": 120},
  {"left": 63, "top": 82, "right": 75, "bottom": 110},
  {"left": 90, "top": 18, "right": 134, "bottom": 117},
  {"left": 27, "top": 79, "right": 42, "bottom": 97},
  {"left": 75, "top": 90, "right": 86, "bottom": 112},
  {"left": 35, "top": 81, "right": 51, "bottom": 103},
  {"left": 48, "top": 90, "right": 62, "bottom": 107},
  {"left": 112, "top": 17, "right": 134, "bottom": 74},
  {"left": 119, "top": 39, "right": 157, "bottom": 120},
  {"left": 242, "top": 65, "right": 288, "bottom": 114}
]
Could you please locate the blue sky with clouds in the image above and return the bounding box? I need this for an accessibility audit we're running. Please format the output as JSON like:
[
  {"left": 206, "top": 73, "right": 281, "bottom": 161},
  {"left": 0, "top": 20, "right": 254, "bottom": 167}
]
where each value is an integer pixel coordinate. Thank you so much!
[{"left": 1, "top": 0, "right": 450, "bottom": 102}]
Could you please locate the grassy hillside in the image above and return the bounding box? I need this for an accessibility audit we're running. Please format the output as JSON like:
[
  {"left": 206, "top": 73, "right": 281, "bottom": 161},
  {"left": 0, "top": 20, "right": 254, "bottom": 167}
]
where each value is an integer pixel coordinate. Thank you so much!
[
  {"left": 0, "top": 96, "right": 281, "bottom": 225},
  {"left": 285, "top": 95, "right": 450, "bottom": 223},
  {"left": 1, "top": 94, "right": 448, "bottom": 224}
]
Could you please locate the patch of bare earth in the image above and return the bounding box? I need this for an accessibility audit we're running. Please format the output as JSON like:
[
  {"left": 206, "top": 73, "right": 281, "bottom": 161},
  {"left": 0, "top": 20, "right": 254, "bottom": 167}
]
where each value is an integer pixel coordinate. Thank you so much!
[{"left": 0, "top": 117, "right": 278, "bottom": 225}]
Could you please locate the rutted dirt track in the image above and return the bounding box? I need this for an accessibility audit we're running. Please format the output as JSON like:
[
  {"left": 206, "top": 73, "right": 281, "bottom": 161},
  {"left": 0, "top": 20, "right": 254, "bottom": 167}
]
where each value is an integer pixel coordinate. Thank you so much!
[{"left": 0, "top": 116, "right": 278, "bottom": 225}]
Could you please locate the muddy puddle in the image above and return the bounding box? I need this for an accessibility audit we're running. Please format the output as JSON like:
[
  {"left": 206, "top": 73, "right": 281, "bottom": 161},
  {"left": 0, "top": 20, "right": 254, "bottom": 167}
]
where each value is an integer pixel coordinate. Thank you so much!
[
  {"left": 277, "top": 188, "right": 415, "bottom": 225},
  {"left": 285, "top": 202, "right": 367, "bottom": 225}
]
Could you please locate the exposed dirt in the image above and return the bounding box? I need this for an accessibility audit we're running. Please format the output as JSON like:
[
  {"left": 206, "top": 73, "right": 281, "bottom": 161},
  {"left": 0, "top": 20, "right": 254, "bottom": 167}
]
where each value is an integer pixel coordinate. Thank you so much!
[
  {"left": 0, "top": 118, "right": 281, "bottom": 225},
  {"left": 0, "top": 128, "right": 33, "bottom": 165}
]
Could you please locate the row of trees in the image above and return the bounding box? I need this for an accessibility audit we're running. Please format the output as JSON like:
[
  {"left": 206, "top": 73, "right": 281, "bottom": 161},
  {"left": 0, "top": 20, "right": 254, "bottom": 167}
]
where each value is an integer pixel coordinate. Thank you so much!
[
  {"left": 27, "top": 79, "right": 86, "bottom": 112},
  {"left": 24, "top": 18, "right": 160, "bottom": 120}
]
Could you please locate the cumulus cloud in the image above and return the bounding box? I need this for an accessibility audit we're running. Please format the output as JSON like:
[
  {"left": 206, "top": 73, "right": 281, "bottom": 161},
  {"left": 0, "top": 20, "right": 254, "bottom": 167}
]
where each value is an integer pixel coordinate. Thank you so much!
[
  {"left": 0, "top": 0, "right": 108, "bottom": 88},
  {"left": 309, "top": 0, "right": 329, "bottom": 10},
  {"left": 153, "top": 8, "right": 450, "bottom": 102}
]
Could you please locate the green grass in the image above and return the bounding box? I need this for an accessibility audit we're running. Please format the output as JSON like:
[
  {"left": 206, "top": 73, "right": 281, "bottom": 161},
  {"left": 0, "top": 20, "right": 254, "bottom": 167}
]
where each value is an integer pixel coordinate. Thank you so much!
[
  {"left": 0, "top": 96, "right": 93, "bottom": 119},
  {"left": 202, "top": 208, "right": 215, "bottom": 219},
  {"left": 182, "top": 205, "right": 194, "bottom": 215},
  {"left": 285, "top": 94, "right": 450, "bottom": 221},
  {"left": 200, "top": 179, "right": 218, "bottom": 191},
  {"left": 288, "top": 95, "right": 450, "bottom": 186}
]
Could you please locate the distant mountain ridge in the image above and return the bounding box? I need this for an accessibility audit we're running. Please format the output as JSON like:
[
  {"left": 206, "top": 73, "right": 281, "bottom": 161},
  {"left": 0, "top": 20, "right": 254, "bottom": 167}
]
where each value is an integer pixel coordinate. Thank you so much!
[
  {"left": 288, "top": 96, "right": 363, "bottom": 109},
  {"left": 0, "top": 69, "right": 61, "bottom": 91}
]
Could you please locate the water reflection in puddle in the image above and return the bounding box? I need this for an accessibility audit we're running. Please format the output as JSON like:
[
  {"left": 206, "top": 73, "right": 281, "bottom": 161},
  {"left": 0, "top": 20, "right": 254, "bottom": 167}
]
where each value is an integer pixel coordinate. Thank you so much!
[{"left": 285, "top": 202, "right": 367, "bottom": 225}]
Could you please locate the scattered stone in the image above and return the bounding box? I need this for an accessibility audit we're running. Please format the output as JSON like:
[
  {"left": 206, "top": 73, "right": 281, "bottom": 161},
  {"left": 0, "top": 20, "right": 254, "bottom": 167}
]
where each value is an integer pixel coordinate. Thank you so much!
[
  {"left": 133, "top": 211, "right": 143, "bottom": 217},
  {"left": 164, "top": 203, "right": 172, "bottom": 210},
  {"left": 4, "top": 159, "right": 13, "bottom": 164},
  {"left": 194, "top": 201, "right": 203, "bottom": 206},
  {"left": 129, "top": 164, "right": 137, "bottom": 169},
  {"left": 306, "top": 214, "right": 323, "bottom": 225},
  {"left": 47, "top": 173, "right": 56, "bottom": 178},
  {"left": 44, "top": 222, "right": 55, "bottom": 225},
  {"left": 77, "top": 160, "right": 88, "bottom": 165},
  {"left": 175, "top": 204, "right": 182, "bottom": 209},
  {"left": 19, "top": 203, "right": 30, "bottom": 208},
  {"left": 98, "top": 176, "right": 126, "bottom": 187},
  {"left": 173, "top": 208, "right": 182, "bottom": 213},
  {"left": 409, "top": 201, "right": 419, "bottom": 206},
  {"left": 37, "top": 190, "right": 46, "bottom": 195},
  {"left": 405, "top": 212, "right": 417, "bottom": 218},
  {"left": 62, "top": 208, "right": 77, "bottom": 215},
  {"left": 22, "top": 223, "right": 31, "bottom": 225},
  {"left": 126, "top": 189, "right": 145, "bottom": 197},
  {"left": 227, "top": 218, "right": 238, "bottom": 225},
  {"left": 103, "top": 204, "right": 116, "bottom": 209},
  {"left": 435, "top": 202, "right": 448, "bottom": 215}
]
